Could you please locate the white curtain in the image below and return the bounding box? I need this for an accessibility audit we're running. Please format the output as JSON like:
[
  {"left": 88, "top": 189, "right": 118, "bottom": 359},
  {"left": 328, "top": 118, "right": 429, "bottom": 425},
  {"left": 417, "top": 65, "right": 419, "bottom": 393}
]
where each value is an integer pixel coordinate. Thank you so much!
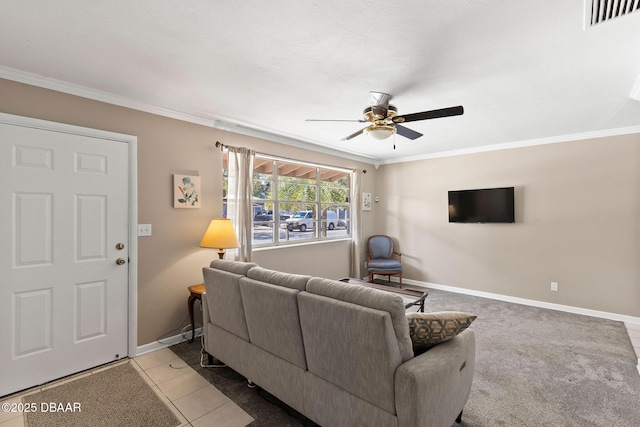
[
  {"left": 350, "top": 169, "right": 363, "bottom": 279},
  {"left": 226, "top": 146, "right": 255, "bottom": 261}
]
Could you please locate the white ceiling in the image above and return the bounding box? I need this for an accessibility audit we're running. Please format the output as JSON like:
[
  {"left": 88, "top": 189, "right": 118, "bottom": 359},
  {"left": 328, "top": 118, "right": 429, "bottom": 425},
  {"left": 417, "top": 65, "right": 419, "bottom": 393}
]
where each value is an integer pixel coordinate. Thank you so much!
[{"left": 2, "top": 0, "right": 640, "bottom": 165}]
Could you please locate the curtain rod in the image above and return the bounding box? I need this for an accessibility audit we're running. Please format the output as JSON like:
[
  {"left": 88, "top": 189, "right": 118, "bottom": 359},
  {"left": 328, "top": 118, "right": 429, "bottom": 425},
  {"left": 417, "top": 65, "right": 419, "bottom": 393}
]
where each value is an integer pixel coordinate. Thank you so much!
[{"left": 215, "top": 141, "right": 356, "bottom": 174}]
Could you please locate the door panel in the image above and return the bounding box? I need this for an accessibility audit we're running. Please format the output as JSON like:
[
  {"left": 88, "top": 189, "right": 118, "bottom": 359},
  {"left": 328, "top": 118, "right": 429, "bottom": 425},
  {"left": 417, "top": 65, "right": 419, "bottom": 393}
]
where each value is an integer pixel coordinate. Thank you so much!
[
  {"left": 75, "top": 280, "right": 107, "bottom": 342},
  {"left": 13, "top": 288, "right": 52, "bottom": 357},
  {"left": 13, "top": 192, "right": 53, "bottom": 267},
  {"left": 76, "top": 195, "right": 107, "bottom": 261},
  {"left": 0, "top": 118, "right": 130, "bottom": 396}
]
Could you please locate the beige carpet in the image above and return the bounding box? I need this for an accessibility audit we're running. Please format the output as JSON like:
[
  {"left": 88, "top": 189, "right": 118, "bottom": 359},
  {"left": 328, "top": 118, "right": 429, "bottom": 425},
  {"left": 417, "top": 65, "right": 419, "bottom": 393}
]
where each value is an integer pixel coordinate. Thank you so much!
[{"left": 22, "top": 362, "right": 180, "bottom": 427}]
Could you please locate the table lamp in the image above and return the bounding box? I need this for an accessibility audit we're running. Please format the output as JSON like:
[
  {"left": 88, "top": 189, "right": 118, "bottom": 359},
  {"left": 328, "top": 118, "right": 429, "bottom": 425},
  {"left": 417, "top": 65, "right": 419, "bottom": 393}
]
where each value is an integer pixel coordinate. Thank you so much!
[{"left": 199, "top": 218, "right": 240, "bottom": 259}]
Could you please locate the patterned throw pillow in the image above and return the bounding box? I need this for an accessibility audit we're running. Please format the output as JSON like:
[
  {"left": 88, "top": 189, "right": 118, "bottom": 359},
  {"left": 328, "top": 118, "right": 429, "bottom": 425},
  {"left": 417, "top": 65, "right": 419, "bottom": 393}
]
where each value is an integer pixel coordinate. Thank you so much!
[{"left": 407, "top": 311, "right": 477, "bottom": 355}]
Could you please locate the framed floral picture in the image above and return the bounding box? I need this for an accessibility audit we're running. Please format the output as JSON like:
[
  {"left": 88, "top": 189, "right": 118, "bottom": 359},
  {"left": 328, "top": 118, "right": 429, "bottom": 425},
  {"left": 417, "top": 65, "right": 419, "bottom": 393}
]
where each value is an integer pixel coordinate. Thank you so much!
[
  {"left": 174, "top": 174, "right": 201, "bottom": 208},
  {"left": 362, "top": 192, "right": 372, "bottom": 211}
]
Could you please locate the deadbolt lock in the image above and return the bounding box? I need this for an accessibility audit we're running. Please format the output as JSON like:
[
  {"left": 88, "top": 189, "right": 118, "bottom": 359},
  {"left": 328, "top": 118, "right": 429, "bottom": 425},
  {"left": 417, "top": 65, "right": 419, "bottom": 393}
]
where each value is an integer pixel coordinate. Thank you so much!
[{"left": 116, "top": 243, "right": 125, "bottom": 250}]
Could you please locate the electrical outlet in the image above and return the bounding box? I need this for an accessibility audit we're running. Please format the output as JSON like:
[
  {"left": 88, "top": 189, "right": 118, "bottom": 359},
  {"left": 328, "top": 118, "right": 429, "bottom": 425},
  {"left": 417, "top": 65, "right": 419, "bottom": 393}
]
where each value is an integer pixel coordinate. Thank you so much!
[
  {"left": 550, "top": 281, "right": 558, "bottom": 292},
  {"left": 137, "top": 224, "right": 152, "bottom": 236}
]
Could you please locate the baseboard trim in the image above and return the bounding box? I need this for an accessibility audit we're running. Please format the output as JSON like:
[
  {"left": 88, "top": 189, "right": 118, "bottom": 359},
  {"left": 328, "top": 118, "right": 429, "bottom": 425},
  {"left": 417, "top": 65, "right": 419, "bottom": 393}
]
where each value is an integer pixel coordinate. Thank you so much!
[
  {"left": 389, "top": 277, "right": 640, "bottom": 325},
  {"left": 394, "top": 277, "right": 640, "bottom": 375},
  {"left": 134, "top": 328, "right": 202, "bottom": 357},
  {"left": 148, "top": 281, "right": 640, "bottom": 370}
]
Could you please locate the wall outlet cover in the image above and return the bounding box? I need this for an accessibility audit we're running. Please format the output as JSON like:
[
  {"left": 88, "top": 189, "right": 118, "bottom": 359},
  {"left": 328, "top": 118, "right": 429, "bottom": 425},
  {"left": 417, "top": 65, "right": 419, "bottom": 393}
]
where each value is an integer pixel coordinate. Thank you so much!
[{"left": 138, "top": 224, "right": 152, "bottom": 236}]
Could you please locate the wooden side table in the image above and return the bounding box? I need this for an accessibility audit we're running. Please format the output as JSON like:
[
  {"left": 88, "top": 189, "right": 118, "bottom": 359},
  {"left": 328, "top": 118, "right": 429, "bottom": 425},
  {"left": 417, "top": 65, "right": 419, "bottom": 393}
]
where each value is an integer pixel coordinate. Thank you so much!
[{"left": 187, "top": 284, "right": 205, "bottom": 343}]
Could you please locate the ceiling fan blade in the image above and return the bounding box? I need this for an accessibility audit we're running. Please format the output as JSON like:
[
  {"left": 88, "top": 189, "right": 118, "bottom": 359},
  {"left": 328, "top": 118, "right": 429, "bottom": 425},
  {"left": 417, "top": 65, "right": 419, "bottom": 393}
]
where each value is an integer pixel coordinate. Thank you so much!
[
  {"left": 395, "top": 124, "right": 423, "bottom": 140},
  {"left": 305, "top": 119, "right": 366, "bottom": 122},
  {"left": 393, "top": 105, "right": 464, "bottom": 123},
  {"left": 340, "top": 128, "right": 365, "bottom": 141}
]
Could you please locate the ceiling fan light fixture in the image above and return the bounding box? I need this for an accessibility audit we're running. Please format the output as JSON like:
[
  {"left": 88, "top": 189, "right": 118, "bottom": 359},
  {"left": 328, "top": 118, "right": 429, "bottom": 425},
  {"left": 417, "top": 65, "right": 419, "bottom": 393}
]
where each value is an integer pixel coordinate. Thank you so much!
[{"left": 364, "top": 124, "right": 396, "bottom": 140}]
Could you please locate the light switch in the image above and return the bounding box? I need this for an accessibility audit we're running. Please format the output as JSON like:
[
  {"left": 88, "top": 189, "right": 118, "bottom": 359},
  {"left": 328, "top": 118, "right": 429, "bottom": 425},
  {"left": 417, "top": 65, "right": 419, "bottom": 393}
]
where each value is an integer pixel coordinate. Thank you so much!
[{"left": 138, "top": 224, "right": 152, "bottom": 236}]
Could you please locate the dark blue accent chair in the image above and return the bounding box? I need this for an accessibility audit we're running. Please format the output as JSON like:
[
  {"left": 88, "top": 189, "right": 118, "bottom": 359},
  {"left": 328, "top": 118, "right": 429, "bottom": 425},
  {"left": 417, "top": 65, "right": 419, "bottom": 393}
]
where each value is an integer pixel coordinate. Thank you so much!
[{"left": 367, "top": 235, "right": 402, "bottom": 287}]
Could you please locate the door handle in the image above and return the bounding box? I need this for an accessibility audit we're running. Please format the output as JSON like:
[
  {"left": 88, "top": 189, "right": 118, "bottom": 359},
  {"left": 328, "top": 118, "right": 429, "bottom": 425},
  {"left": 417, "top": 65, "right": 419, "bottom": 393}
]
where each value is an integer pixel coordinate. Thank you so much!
[{"left": 116, "top": 258, "right": 126, "bottom": 265}]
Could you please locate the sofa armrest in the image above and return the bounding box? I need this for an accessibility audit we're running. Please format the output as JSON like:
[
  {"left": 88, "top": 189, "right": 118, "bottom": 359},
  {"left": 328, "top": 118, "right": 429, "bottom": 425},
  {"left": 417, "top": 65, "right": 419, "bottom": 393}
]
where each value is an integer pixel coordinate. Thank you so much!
[{"left": 394, "top": 329, "right": 475, "bottom": 427}]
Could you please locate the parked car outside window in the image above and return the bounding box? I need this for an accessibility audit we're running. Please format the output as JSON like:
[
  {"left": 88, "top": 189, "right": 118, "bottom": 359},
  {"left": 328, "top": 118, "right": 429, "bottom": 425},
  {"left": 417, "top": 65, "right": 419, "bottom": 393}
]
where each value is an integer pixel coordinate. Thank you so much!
[{"left": 286, "top": 210, "right": 314, "bottom": 232}]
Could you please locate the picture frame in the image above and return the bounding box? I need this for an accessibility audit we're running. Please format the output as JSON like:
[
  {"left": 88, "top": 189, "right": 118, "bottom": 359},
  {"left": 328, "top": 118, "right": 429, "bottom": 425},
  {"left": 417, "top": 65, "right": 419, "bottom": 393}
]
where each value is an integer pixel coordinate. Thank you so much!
[
  {"left": 362, "top": 192, "right": 371, "bottom": 211},
  {"left": 174, "top": 174, "right": 201, "bottom": 208}
]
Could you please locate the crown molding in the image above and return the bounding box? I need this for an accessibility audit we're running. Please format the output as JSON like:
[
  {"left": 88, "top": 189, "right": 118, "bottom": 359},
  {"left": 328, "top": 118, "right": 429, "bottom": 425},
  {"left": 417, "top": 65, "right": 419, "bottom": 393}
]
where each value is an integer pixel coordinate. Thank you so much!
[
  {"left": 379, "top": 125, "right": 640, "bottom": 165},
  {"left": 0, "top": 66, "right": 378, "bottom": 166},
  {"left": 211, "top": 121, "right": 380, "bottom": 164},
  {"left": 2, "top": 66, "right": 638, "bottom": 168},
  {"left": 0, "top": 66, "right": 222, "bottom": 128}
]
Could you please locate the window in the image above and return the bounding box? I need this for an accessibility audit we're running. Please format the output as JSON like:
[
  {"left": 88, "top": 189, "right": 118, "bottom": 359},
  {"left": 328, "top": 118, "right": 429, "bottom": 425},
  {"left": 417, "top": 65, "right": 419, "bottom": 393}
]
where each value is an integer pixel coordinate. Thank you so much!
[{"left": 224, "top": 153, "right": 352, "bottom": 247}]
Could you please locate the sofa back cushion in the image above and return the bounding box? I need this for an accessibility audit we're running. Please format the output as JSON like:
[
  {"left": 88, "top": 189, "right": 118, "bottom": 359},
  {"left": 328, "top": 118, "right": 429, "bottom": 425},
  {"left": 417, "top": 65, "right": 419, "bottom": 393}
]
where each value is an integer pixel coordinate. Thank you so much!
[
  {"left": 239, "top": 277, "right": 307, "bottom": 369},
  {"left": 298, "top": 278, "right": 411, "bottom": 415},
  {"left": 246, "top": 266, "right": 310, "bottom": 291},
  {"left": 305, "top": 278, "right": 413, "bottom": 362},
  {"left": 209, "top": 259, "right": 258, "bottom": 275},
  {"left": 202, "top": 266, "right": 253, "bottom": 341}
]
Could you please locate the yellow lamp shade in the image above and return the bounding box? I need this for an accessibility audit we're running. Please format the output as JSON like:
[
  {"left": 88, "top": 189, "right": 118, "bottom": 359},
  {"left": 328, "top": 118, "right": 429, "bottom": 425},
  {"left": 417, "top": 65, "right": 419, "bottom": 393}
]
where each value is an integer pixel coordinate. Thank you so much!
[{"left": 199, "top": 219, "right": 240, "bottom": 258}]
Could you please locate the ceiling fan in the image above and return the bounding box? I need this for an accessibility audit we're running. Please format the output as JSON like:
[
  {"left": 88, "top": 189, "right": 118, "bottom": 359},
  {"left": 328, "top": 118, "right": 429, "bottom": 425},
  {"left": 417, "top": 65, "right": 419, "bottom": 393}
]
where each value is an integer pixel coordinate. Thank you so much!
[{"left": 306, "top": 91, "right": 464, "bottom": 143}]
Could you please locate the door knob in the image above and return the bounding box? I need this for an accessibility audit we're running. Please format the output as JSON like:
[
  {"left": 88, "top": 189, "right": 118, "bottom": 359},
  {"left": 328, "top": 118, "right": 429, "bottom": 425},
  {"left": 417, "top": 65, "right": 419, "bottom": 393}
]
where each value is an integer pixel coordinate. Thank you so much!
[
  {"left": 116, "top": 258, "right": 126, "bottom": 265},
  {"left": 116, "top": 243, "right": 125, "bottom": 250}
]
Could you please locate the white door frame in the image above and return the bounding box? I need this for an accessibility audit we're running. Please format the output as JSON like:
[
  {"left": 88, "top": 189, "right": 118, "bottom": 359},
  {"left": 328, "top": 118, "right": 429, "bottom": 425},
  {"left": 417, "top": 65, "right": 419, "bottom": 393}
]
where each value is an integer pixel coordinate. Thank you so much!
[{"left": 0, "top": 112, "right": 138, "bottom": 358}]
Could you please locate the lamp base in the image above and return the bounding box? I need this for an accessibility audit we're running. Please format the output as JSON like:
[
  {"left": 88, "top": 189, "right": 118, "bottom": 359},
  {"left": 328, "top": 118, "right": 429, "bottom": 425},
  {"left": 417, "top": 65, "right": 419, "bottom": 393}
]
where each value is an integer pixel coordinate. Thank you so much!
[{"left": 217, "top": 249, "right": 226, "bottom": 259}]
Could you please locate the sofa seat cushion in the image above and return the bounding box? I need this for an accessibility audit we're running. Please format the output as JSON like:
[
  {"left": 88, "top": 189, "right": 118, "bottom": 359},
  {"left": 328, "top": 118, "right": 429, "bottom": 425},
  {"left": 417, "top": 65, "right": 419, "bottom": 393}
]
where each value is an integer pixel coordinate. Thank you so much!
[{"left": 407, "top": 311, "right": 477, "bottom": 354}]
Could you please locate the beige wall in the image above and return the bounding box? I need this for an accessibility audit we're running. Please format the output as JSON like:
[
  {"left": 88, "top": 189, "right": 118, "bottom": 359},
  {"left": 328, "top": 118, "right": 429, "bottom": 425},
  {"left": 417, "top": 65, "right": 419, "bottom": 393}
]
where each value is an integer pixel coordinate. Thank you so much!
[
  {"left": 0, "top": 78, "right": 377, "bottom": 346},
  {"left": 253, "top": 240, "right": 352, "bottom": 278},
  {"left": 376, "top": 135, "right": 640, "bottom": 317},
  {"left": 4, "top": 75, "right": 637, "bottom": 349}
]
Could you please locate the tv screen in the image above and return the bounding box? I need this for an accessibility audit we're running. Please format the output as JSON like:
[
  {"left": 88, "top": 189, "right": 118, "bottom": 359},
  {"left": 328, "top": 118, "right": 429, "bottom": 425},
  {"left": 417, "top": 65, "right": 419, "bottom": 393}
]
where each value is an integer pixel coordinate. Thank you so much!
[{"left": 448, "top": 187, "right": 515, "bottom": 223}]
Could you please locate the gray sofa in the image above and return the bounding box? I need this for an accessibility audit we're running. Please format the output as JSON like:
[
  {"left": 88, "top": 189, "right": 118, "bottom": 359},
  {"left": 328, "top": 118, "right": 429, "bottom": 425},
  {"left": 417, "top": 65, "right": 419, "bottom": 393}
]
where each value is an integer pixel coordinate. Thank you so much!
[{"left": 201, "top": 259, "right": 475, "bottom": 427}]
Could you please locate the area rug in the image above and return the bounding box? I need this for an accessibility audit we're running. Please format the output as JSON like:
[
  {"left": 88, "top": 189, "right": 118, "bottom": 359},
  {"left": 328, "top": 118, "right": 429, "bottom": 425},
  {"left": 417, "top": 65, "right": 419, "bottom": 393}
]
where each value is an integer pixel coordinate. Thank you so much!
[
  {"left": 23, "top": 362, "right": 180, "bottom": 427},
  {"left": 171, "top": 288, "right": 640, "bottom": 426}
]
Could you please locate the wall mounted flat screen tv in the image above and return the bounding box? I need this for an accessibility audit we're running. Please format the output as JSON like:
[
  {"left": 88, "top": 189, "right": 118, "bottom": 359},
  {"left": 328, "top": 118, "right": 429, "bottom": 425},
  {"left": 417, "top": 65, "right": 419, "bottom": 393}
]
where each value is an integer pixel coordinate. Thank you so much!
[{"left": 448, "top": 187, "right": 515, "bottom": 223}]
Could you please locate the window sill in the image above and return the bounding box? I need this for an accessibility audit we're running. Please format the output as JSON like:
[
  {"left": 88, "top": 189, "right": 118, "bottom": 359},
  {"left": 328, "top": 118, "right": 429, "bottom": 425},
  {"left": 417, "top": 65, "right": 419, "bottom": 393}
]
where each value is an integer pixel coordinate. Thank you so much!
[{"left": 252, "top": 237, "right": 352, "bottom": 252}]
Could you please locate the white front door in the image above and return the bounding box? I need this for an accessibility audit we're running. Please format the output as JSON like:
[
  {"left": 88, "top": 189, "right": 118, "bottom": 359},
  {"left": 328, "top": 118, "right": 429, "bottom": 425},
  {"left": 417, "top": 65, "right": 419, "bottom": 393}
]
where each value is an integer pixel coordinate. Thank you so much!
[{"left": 0, "top": 116, "right": 130, "bottom": 396}]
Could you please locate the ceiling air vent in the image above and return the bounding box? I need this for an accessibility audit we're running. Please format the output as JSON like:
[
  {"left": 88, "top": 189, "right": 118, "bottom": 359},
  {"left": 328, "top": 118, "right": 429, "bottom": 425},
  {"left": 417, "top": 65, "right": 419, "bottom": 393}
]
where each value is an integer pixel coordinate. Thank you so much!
[{"left": 589, "top": 0, "right": 640, "bottom": 26}]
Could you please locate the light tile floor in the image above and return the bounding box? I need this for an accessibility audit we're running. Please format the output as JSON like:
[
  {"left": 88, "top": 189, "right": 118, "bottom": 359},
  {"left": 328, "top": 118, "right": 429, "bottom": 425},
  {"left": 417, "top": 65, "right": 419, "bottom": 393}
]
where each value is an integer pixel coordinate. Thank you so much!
[{"left": 0, "top": 348, "right": 254, "bottom": 427}]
